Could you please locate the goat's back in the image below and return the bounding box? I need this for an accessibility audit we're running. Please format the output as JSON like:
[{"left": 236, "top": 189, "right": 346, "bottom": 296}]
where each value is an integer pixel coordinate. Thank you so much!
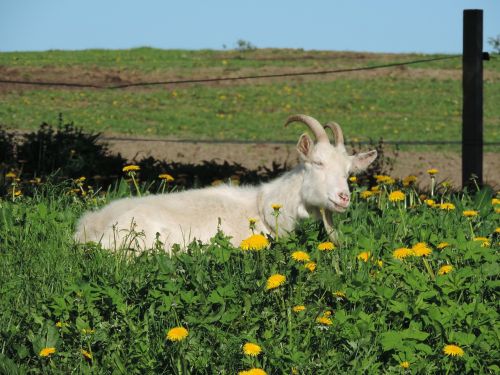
[{"left": 74, "top": 185, "right": 263, "bottom": 251}]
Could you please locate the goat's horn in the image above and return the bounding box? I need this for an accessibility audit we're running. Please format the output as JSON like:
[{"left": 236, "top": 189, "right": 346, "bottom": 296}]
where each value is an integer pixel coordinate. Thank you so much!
[
  {"left": 284, "top": 114, "right": 329, "bottom": 143},
  {"left": 324, "top": 121, "right": 344, "bottom": 146}
]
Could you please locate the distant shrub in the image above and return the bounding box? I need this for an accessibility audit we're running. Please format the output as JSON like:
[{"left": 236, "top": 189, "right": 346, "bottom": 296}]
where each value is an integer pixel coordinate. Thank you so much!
[
  {"left": 488, "top": 34, "right": 500, "bottom": 54},
  {"left": 16, "top": 114, "right": 125, "bottom": 180},
  {"left": 235, "top": 39, "right": 257, "bottom": 52}
]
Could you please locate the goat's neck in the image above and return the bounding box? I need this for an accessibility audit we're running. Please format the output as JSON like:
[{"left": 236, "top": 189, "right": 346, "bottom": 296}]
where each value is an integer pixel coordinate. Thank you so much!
[{"left": 258, "top": 165, "right": 318, "bottom": 236}]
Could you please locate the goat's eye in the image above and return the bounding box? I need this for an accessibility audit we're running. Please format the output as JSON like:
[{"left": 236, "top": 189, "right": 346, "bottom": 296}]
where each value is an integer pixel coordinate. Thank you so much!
[{"left": 313, "top": 161, "right": 324, "bottom": 167}]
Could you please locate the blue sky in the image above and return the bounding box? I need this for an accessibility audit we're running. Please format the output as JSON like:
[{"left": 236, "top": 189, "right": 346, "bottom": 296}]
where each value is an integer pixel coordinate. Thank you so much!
[{"left": 1, "top": 0, "right": 499, "bottom": 53}]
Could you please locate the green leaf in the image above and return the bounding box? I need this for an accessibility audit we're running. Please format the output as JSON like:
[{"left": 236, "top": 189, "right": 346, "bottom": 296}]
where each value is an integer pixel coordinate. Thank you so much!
[
  {"left": 403, "top": 328, "right": 429, "bottom": 341},
  {"left": 212, "top": 246, "right": 231, "bottom": 263},
  {"left": 220, "top": 306, "right": 241, "bottom": 324},
  {"left": 451, "top": 332, "right": 476, "bottom": 346},
  {"left": 180, "top": 290, "right": 196, "bottom": 304},
  {"left": 473, "top": 186, "right": 493, "bottom": 211},
  {"left": 207, "top": 290, "right": 224, "bottom": 304},
  {"left": 414, "top": 343, "right": 433, "bottom": 355},
  {"left": 380, "top": 331, "right": 402, "bottom": 351}
]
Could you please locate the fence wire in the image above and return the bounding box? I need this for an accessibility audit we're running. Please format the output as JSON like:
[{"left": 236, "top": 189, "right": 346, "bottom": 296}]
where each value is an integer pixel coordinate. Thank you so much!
[{"left": 0, "top": 55, "right": 460, "bottom": 89}]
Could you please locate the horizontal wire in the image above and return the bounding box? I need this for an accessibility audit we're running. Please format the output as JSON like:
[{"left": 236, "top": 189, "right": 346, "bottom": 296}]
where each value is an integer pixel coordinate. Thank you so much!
[
  {"left": 0, "top": 55, "right": 460, "bottom": 89},
  {"left": 100, "top": 136, "right": 499, "bottom": 146}
]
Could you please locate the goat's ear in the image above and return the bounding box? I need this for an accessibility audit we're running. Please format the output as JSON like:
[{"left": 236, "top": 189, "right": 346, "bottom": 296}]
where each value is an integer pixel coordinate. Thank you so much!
[
  {"left": 296, "top": 133, "right": 314, "bottom": 161},
  {"left": 350, "top": 150, "right": 377, "bottom": 173}
]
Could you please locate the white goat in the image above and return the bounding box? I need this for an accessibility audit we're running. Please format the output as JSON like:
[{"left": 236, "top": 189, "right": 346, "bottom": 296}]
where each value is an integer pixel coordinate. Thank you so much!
[{"left": 75, "top": 115, "right": 377, "bottom": 252}]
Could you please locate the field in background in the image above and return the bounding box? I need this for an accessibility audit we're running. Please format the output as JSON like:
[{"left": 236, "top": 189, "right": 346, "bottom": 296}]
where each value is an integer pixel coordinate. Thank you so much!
[{"left": 0, "top": 48, "right": 499, "bottom": 148}]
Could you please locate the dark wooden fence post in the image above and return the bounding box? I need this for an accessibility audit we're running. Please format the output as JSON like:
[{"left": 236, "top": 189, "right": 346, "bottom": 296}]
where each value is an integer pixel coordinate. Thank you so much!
[{"left": 462, "top": 9, "right": 484, "bottom": 188}]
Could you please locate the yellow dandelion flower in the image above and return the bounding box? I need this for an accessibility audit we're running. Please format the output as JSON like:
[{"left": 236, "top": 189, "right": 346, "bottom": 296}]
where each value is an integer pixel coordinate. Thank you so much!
[
  {"left": 334, "top": 291, "right": 346, "bottom": 299},
  {"left": 166, "top": 326, "right": 189, "bottom": 342},
  {"left": 5, "top": 171, "right": 17, "bottom": 178},
  {"left": 360, "top": 190, "right": 374, "bottom": 199},
  {"left": 243, "top": 342, "right": 262, "bottom": 357},
  {"left": 81, "top": 328, "right": 95, "bottom": 335},
  {"left": 443, "top": 344, "right": 464, "bottom": 357},
  {"left": 377, "top": 260, "right": 383, "bottom": 268},
  {"left": 491, "top": 198, "right": 500, "bottom": 205},
  {"left": 122, "top": 165, "right": 140, "bottom": 172},
  {"left": 39, "top": 347, "right": 56, "bottom": 357},
  {"left": 349, "top": 176, "right": 358, "bottom": 183},
  {"left": 424, "top": 199, "right": 436, "bottom": 207},
  {"left": 292, "top": 305, "right": 306, "bottom": 312},
  {"left": 317, "top": 242, "right": 335, "bottom": 251},
  {"left": 389, "top": 190, "right": 405, "bottom": 202},
  {"left": 248, "top": 218, "right": 257, "bottom": 225},
  {"left": 323, "top": 310, "right": 332, "bottom": 317},
  {"left": 371, "top": 185, "right": 381, "bottom": 192},
  {"left": 473, "top": 237, "right": 490, "bottom": 247},
  {"left": 316, "top": 316, "right": 333, "bottom": 325},
  {"left": 240, "top": 234, "right": 269, "bottom": 251},
  {"left": 402, "top": 175, "right": 417, "bottom": 186},
  {"left": 463, "top": 210, "right": 479, "bottom": 217},
  {"left": 438, "top": 264, "right": 453, "bottom": 275},
  {"left": 496, "top": 208, "right": 500, "bottom": 214},
  {"left": 393, "top": 247, "right": 414, "bottom": 260},
  {"left": 427, "top": 168, "right": 439, "bottom": 175},
  {"left": 412, "top": 242, "right": 432, "bottom": 257},
  {"left": 400, "top": 361, "right": 410, "bottom": 369},
  {"left": 436, "top": 242, "right": 450, "bottom": 249},
  {"left": 495, "top": 227, "right": 500, "bottom": 234},
  {"left": 375, "top": 175, "right": 391, "bottom": 183},
  {"left": 239, "top": 369, "right": 267, "bottom": 375},
  {"left": 291, "top": 251, "right": 310, "bottom": 262},
  {"left": 81, "top": 349, "right": 93, "bottom": 360},
  {"left": 266, "top": 274, "right": 286, "bottom": 290},
  {"left": 357, "top": 251, "right": 371, "bottom": 262},
  {"left": 385, "top": 177, "right": 396, "bottom": 185},
  {"left": 304, "top": 262, "right": 316, "bottom": 272},
  {"left": 440, "top": 203, "right": 455, "bottom": 211},
  {"left": 271, "top": 203, "right": 282, "bottom": 211},
  {"left": 159, "top": 173, "right": 174, "bottom": 182}
]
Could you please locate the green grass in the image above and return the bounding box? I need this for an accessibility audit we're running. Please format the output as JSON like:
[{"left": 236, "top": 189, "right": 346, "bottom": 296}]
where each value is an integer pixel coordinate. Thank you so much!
[
  {"left": 0, "top": 48, "right": 475, "bottom": 71},
  {"left": 1, "top": 48, "right": 499, "bottom": 148},
  {"left": 0, "top": 177, "right": 498, "bottom": 373}
]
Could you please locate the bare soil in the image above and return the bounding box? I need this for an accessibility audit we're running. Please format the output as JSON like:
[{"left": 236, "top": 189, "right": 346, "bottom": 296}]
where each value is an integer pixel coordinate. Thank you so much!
[{"left": 103, "top": 136, "right": 500, "bottom": 189}]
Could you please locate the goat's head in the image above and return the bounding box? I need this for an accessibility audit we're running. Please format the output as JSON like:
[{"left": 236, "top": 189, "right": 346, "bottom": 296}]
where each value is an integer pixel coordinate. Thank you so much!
[{"left": 285, "top": 114, "right": 377, "bottom": 213}]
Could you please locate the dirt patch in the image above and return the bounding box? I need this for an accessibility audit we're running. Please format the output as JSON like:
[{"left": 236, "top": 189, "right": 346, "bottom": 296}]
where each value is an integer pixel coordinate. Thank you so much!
[{"left": 103, "top": 136, "right": 500, "bottom": 189}]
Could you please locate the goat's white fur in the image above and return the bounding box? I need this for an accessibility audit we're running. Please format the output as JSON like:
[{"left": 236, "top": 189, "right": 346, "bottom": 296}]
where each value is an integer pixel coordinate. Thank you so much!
[{"left": 74, "top": 115, "right": 377, "bottom": 252}]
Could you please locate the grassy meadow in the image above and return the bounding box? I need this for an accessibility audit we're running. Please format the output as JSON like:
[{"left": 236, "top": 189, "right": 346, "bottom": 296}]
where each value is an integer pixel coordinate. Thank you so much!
[
  {"left": 0, "top": 48, "right": 499, "bottom": 373},
  {"left": 0, "top": 48, "right": 499, "bottom": 147},
  {"left": 0, "top": 169, "right": 499, "bottom": 374}
]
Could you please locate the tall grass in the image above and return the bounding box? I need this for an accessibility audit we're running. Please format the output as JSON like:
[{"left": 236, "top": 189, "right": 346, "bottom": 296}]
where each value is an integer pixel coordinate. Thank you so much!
[{"left": 0, "top": 173, "right": 498, "bottom": 374}]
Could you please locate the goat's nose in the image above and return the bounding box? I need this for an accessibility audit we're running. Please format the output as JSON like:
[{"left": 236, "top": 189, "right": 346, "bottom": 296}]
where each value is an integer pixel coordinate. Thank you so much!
[{"left": 338, "top": 191, "right": 350, "bottom": 204}]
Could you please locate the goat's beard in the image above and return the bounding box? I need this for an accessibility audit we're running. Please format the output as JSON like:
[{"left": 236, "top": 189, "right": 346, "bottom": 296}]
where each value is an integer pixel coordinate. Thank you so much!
[{"left": 320, "top": 209, "right": 338, "bottom": 244}]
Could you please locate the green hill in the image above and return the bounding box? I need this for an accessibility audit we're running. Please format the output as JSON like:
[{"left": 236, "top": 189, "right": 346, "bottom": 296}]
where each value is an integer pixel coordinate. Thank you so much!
[{"left": 0, "top": 48, "right": 499, "bottom": 147}]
